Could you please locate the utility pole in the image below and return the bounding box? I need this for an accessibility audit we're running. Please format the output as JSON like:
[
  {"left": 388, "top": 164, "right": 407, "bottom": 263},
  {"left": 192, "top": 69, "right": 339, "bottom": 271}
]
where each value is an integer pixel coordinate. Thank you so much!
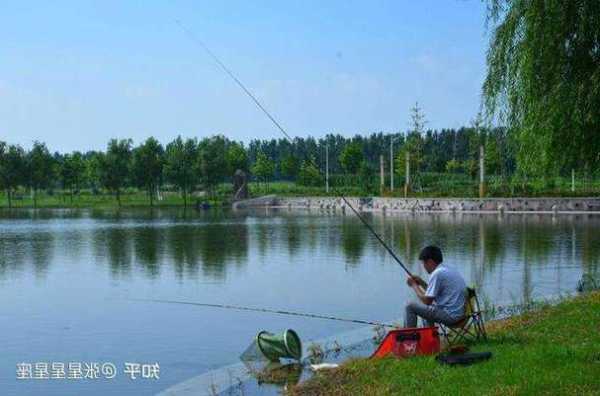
[
  {"left": 380, "top": 155, "right": 384, "bottom": 195},
  {"left": 404, "top": 151, "right": 410, "bottom": 198},
  {"left": 479, "top": 144, "right": 485, "bottom": 198},
  {"left": 571, "top": 168, "right": 575, "bottom": 193},
  {"left": 390, "top": 136, "right": 394, "bottom": 192},
  {"left": 325, "top": 144, "right": 329, "bottom": 193}
]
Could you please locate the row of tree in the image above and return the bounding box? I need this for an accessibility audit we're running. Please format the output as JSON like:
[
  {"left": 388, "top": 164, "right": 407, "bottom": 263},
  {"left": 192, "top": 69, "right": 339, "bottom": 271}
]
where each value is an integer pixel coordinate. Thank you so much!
[
  {"left": 0, "top": 136, "right": 249, "bottom": 208},
  {"left": 0, "top": 110, "right": 590, "bottom": 208},
  {"left": 0, "top": 122, "right": 514, "bottom": 206}
]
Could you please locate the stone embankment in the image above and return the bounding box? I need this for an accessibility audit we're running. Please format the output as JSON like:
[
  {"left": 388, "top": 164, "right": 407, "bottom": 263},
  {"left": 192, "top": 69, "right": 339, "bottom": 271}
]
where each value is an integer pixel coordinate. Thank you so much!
[{"left": 234, "top": 196, "right": 600, "bottom": 213}]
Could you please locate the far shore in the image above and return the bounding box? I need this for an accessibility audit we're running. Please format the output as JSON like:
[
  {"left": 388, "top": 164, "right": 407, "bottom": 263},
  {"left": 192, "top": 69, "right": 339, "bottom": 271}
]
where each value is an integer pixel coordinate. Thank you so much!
[
  {"left": 234, "top": 195, "right": 600, "bottom": 214},
  {"left": 2, "top": 192, "right": 600, "bottom": 214}
]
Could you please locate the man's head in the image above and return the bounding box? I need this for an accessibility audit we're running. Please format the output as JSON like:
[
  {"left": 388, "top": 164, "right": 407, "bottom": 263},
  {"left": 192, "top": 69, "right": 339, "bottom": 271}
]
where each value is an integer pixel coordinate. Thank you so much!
[{"left": 418, "top": 245, "right": 443, "bottom": 274}]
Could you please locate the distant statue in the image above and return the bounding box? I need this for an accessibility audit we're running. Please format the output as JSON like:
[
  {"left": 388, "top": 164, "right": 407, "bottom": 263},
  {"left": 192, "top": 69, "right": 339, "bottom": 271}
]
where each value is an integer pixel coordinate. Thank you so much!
[{"left": 233, "top": 169, "right": 249, "bottom": 200}]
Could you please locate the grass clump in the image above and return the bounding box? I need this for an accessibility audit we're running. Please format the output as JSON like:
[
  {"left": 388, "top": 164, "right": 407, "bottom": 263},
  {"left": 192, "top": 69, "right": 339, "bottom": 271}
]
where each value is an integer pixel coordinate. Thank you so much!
[{"left": 289, "top": 291, "right": 600, "bottom": 395}]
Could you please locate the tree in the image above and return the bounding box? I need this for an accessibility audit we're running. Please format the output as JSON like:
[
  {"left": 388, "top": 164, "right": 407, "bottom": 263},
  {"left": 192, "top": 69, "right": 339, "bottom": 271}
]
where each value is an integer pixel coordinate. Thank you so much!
[
  {"left": 226, "top": 142, "right": 249, "bottom": 174},
  {"left": 27, "top": 141, "right": 55, "bottom": 208},
  {"left": 395, "top": 132, "right": 424, "bottom": 178},
  {"left": 251, "top": 152, "right": 275, "bottom": 190},
  {"left": 483, "top": 0, "right": 600, "bottom": 176},
  {"left": 485, "top": 135, "right": 502, "bottom": 176},
  {"left": 164, "top": 136, "right": 198, "bottom": 207},
  {"left": 84, "top": 151, "right": 103, "bottom": 194},
  {"left": 297, "top": 159, "right": 322, "bottom": 187},
  {"left": 98, "top": 139, "right": 132, "bottom": 206},
  {"left": 279, "top": 154, "right": 299, "bottom": 180},
  {"left": 445, "top": 159, "right": 462, "bottom": 174},
  {"left": 409, "top": 101, "right": 427, "bottom": 136},
  {"left": 339, "top": 142, "right": 364, "bottom": 175},
  {"left": 0, "top": 142, "right": 27, "bottom": 208},
  {"left": 132, "top": 137, "right": 164, "bottom": 206},
  {"left": 60, "top": 152, "right": 85, "bottom": 203},
  {"left": 198, "top": 135, "right": 228, "bottom": 196},
  {"left": 358, "top": 160, "right": 376, "bottom": 194},
  {"left": 466, "top": 116, "right": 484, "bottom": 180}
]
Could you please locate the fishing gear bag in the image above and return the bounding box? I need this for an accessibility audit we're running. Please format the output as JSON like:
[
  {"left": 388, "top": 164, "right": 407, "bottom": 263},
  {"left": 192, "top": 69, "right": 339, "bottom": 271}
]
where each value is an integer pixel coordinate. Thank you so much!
[
  {"left": 436, "top": 351, "right": 492, "bottom": 366},
  {"left": 371, "top": 327, "right": 440, "bottom": 359}
]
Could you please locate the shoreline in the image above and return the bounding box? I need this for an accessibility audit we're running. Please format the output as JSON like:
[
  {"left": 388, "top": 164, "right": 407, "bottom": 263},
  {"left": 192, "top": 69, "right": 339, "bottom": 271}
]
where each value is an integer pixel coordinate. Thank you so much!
[
  {"left": 234, "top": 196, "right": 600, "bottom": 214},
  {"left": 289, "top": 291, "right": 600, "bottom": 395}
]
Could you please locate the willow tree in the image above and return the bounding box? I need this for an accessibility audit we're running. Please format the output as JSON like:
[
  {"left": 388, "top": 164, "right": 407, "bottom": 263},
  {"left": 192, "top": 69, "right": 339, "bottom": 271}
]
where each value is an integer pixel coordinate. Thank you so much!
[{"left": 483, "top": 0, "right": 600, "bottom": 177}]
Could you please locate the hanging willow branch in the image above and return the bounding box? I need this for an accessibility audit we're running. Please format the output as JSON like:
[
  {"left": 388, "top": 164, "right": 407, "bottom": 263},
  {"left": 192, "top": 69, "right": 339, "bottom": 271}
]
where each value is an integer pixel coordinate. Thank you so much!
[{"left": 483, "top": 0, "right": 600, "bottom": 177}]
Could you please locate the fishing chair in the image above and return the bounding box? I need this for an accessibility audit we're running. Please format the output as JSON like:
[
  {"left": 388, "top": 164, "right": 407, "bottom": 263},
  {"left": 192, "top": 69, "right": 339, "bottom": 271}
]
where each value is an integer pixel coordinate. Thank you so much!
[{"left": 438, "top": 287, "right": 487, "bottom": 347}]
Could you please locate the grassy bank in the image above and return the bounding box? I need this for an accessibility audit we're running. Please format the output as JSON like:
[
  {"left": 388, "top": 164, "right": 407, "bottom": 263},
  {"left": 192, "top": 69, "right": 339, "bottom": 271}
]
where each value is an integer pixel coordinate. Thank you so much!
[
  {"left": 2, "top": 176, "right": 599, "bottom": 210},
  {"left": 0, "top": 191, "right": 227, "bottom": 209},
  {"left": 249, "top": 174, "right": 600, "bottom": 198},
  {"left": 290, "top": 292, "right": 600, "bottom": 395}
]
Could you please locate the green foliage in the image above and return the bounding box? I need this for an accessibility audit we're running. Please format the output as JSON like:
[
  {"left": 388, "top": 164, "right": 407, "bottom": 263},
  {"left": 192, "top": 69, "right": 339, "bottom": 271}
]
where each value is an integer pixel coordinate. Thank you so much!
[
  {"left": 291, "top": 292, "right": 600, "bottom": 396},
  {"left": 483, "top": 0, "right": 600, "bottom": 176},
  {"left": 339, "top": 142, "right": 364, "bottom": 175},
  {"left": 297, "top": 159, "right": 322, "bottom": 187},
  {"left": 164, "top": 136, "right": 198, "bottom": 207},
  {"left": 280, "top": 154, "right": 299, "bottom": 180},
  {"left": 198, "top": 135, "right": 228, "bottom": 194},
  {"left": 394, "top": 132, "right": 424, "bottom": 180},
  {"left": 132, "top": 137, "right": 164, "bottom": 205},
  {"left": 27, "top": 141, "right": 55, "bottom": 207},
  {"left": 0, "top": 142, "right": 27, "bottom": 208},
  {"left": 358, "top": 160, "right": 377, "bottom": 194},
  {"left": 445, "top": 159, "right": 462, "bottom": 174},
  {"left": 252, "top": 152, "right": 276, "bottom": 187},
  {"left": 463, "top": 159, "right": 478, "bottom": 179},
  {"left": 98, "top": 139, "right": 132, "bottom": 206},
  {"left": 60, "top": 151, "right": 86, "bottom": 201},
  {"left": 409, "top": 101, "right": 427, "bottom": 135},
  {"left": 84, "top": 151, "right": 103, "bottom": 193},
  {"left": 485, "top": 134, "right": 502, "bottom": 176},
  {"left": 225, "top": 142, "right": 249, "bottom": 174}
]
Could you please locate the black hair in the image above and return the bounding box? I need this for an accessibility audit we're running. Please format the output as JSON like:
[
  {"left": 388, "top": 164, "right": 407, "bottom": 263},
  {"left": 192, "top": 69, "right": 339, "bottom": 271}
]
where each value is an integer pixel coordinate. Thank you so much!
[{"left": 418, "top": 245, "right": 443, "bottom": 264}]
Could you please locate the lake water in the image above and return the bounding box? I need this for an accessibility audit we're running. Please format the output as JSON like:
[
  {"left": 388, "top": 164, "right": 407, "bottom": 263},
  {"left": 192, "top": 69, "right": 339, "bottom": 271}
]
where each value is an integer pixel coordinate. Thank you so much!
[{"left": 0, "top": 208, "right": 598, "bottom": 395}]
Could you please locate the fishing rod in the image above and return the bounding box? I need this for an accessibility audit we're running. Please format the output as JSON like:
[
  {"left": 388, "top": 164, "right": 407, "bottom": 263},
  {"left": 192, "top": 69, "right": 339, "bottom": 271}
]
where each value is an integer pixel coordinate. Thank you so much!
[
  {"left": 175, "top": 20, "right": 414, "bottom": 278},
  {"left": 131, "top": 298, "right": 396, "bottom": 328}
]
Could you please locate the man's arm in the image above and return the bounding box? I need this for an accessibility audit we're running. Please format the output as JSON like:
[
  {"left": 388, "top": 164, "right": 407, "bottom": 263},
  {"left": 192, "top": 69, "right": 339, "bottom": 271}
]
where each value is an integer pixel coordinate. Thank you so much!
[{"left": 407, "top": 277, "right": 434, "bottom": 305}]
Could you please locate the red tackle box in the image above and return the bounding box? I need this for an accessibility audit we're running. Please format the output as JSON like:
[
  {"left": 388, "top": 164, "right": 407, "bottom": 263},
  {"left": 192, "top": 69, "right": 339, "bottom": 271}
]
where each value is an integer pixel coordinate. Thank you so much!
[{"left": 371, "top": 327, "right": 441, "bottom": 359}]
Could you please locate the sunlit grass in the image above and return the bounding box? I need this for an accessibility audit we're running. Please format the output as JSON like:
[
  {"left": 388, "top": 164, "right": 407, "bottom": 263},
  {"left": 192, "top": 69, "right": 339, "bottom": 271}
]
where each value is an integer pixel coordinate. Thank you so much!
[
  {"left": 289, "top": 292, "right": 600, "bottom": 395},
  {"left": 0, "top": 190, "right": 221, "bottom": 209}
]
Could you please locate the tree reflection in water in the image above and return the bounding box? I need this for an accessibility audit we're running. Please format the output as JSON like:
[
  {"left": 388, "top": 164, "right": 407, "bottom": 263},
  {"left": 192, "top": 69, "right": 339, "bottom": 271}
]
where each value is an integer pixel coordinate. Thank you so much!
[{"left": 0, "top": 209, "right": 598, "bottom": 300}]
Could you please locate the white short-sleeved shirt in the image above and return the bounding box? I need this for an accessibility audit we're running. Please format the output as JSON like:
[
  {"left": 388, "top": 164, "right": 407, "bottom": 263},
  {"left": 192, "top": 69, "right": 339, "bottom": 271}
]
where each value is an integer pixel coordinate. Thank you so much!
[{"left": 425, "top": 264, "right": 466, "bottom": 319}]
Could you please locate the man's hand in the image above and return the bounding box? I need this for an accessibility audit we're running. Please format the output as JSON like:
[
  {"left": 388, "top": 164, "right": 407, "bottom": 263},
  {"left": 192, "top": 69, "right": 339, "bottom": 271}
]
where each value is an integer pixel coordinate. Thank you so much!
[
  {"left": 407, "top": 275, "right": 427, "bottom": 289},
  {"left": 407, "top": 275, "right": 434, "bottom": 306}
]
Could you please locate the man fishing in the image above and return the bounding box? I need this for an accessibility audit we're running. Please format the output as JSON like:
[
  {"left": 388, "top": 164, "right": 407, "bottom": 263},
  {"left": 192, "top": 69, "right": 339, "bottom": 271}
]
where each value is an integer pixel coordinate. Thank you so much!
[{"left": 405, "top": 245, "right": 466, "bottom": 328}]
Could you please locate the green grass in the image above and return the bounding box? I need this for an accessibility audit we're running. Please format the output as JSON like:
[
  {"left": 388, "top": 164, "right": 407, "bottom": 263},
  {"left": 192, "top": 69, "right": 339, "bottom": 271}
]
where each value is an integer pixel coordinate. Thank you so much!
[
  {"left": 289, "top": 292, "right": 600, "bottom": 396},
  {"left": 0, "top": 190, "right": 227, "bottom": 209},
  {"left": 248, "top": 175, "right": 600, "bottom": 199},
  {"left": 1, "top": 173, "right": 598, "bottom": 210},
  {"left": 247, "top": 181, "right": 366, "bottom": 197}
]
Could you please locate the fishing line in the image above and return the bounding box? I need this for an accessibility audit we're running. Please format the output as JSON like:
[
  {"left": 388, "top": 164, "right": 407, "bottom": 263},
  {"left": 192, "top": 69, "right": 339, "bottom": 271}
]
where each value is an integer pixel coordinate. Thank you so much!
[
  {"left": 175, "top": 20, "right": 414, "bottom": 278},
  {"left": 131, "top": 298, "right": 396, "bottom": 328}
]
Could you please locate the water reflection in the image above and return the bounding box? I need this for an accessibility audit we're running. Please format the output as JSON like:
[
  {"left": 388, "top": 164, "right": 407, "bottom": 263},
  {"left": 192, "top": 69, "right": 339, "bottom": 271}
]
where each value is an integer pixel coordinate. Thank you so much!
[
  {"left": 0, "top": 209, "right": 598, "bottom": 292},
  {"left": 133, "top": 226, "right": 164, "bottom": 278},
  {"left": 340, "top": 217, "right": 367, "bottom": 266}
]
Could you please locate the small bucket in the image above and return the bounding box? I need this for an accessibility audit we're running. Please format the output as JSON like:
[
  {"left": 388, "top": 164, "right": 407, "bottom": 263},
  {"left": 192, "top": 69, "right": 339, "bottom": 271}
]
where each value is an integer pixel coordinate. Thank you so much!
[{"left": 256, "top": 329, "right": 302, "bottom": 362}]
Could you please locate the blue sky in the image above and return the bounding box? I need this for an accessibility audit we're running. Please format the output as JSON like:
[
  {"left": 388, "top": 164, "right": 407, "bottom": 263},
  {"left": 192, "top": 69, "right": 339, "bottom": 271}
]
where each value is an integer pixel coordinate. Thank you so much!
[{"left": 1, "top": 0, "right": 489, "bottom": 152}]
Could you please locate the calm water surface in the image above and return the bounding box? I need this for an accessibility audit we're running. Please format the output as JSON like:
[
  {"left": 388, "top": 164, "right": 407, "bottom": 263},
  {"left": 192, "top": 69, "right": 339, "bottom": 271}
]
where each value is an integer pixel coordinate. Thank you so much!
[{"left": 0, "top": 208, "right": 598, "bottom": 395}]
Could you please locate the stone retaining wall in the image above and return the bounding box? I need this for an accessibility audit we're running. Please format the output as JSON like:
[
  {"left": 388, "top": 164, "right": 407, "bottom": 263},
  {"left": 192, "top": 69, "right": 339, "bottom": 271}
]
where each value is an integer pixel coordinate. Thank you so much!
[{"left": 235, "top": 196, "right": 600, "bottom": 213}]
